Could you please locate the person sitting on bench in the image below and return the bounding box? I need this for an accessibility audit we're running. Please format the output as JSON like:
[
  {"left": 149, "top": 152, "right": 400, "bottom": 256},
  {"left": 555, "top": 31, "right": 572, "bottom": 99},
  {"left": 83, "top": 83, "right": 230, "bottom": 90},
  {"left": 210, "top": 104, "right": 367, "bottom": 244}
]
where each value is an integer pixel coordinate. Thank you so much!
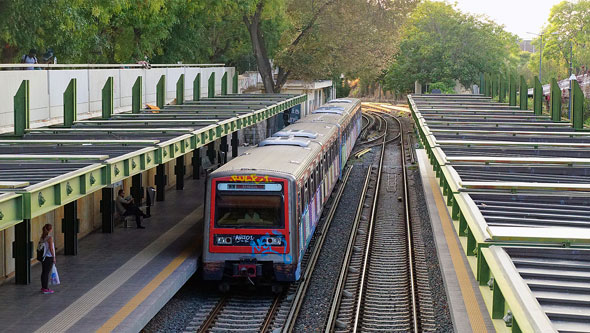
[{"left": 116, "top": 189, "right": 148, "bottom": 229}]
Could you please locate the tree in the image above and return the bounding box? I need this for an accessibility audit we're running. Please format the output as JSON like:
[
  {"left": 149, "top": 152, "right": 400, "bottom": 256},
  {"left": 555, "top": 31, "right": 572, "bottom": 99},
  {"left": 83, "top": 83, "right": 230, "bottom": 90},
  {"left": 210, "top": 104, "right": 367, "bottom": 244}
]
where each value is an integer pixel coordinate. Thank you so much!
[
  {"left": 540, "top": 0, "right": 590, "bottom": 75},
  {"left": 383, "top": 1, "right": 519, "bottom": 93},
  {"left": 240, "top": 0, "right": 417, "bottom": 93}
]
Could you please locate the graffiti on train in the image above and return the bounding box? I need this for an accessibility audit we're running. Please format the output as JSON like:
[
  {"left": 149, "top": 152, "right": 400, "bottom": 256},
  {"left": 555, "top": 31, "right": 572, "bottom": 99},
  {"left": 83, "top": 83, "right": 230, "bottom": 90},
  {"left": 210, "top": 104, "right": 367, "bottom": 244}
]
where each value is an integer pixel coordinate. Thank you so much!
[
  {"left": 230, "top": 174, "right": 273, "bottom": 183},
  {"left": 250, "top": 229, "right": 292, "bottom": 264}
]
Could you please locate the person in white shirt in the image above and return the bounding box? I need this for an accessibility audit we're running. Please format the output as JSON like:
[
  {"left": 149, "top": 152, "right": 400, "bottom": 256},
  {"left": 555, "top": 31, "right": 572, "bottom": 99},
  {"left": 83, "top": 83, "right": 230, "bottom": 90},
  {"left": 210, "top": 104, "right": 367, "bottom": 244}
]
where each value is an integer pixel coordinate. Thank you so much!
[
  {"left": 39, "top": 224, "right": 56, "bottom": 294},
  {"left": 21, "top": 49, "right": 38, "bottom": 70}
]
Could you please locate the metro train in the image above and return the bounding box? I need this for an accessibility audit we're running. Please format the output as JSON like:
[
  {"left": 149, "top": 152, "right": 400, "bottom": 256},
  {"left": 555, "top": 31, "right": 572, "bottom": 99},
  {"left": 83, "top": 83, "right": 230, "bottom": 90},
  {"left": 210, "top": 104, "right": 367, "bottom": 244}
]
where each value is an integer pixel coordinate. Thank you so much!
[{"left": 202, "top": 98, "right": 362, "bottom": 286}]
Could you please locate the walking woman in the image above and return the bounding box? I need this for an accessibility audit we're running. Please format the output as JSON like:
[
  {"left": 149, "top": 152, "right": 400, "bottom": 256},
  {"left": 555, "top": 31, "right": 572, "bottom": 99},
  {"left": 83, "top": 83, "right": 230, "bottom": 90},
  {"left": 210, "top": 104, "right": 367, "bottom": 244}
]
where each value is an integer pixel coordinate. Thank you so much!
[{"left": 39, "top": 224, "right": 56, "bottom": 294}]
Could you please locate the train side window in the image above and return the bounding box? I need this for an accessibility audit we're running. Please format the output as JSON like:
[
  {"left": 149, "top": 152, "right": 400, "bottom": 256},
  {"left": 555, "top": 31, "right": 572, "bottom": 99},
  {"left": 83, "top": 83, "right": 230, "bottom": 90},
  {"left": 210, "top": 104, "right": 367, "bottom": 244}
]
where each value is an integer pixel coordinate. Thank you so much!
[
  {"left": 298, "top": 185, "right": 303, "bottom": 220},
  {"left": 304, "top": 179, "right": 309, "bottom": 207}
]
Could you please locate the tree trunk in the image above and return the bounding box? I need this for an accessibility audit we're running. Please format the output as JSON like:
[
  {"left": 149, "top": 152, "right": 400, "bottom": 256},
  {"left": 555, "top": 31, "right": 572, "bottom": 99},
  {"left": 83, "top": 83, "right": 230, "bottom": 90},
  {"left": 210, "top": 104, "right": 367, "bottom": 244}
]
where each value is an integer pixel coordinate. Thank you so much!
[{"left": 244, "top": 1, "right": 276, "bottom": 93}]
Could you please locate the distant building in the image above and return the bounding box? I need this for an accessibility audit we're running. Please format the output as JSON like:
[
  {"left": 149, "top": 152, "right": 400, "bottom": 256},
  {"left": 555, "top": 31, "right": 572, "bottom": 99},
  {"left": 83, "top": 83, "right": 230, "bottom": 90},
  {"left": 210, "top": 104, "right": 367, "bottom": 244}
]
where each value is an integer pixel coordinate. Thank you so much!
[{"left": 520, "top": 39, "right": 534, "bottom": 53}]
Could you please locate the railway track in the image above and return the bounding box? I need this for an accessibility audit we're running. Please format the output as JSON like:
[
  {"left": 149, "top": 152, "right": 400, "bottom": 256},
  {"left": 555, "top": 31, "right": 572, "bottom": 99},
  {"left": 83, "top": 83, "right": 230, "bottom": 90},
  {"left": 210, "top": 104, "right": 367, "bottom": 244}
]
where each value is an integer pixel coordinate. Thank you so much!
[
  {"left": 326, "top": 106, "right": 435, "bottom": 332},
  {"left": 187, "top": 167, "right": 354, "bottom": 333}
]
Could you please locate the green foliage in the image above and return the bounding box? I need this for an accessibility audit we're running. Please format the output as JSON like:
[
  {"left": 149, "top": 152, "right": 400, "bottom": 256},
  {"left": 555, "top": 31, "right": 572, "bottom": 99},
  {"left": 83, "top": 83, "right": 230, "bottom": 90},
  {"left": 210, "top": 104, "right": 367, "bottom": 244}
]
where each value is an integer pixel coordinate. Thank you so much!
[
  {"left": 429, "top": 81, "right": 455, "bottom": 94},
  {"left": 541, "top": 0, "right": 590, "bottom": 73},
  {"left": 383, "top": 1, "right": 519, "bottom": 94}
]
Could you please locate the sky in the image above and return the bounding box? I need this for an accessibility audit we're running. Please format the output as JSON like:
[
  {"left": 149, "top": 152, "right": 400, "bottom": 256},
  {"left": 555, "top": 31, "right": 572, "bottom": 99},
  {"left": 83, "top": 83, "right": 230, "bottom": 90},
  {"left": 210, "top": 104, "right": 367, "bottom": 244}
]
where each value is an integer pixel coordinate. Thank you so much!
[{"left": 440, "top": 0, "right": 564, "bottom": 39}]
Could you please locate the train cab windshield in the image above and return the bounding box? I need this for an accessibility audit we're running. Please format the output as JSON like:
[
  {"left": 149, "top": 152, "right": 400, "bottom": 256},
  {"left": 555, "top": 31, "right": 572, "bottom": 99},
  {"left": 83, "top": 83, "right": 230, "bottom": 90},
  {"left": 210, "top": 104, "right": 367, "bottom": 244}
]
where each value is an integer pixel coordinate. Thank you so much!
[{"left": 214, "top": 182, "right": 284, "bottom": 228}]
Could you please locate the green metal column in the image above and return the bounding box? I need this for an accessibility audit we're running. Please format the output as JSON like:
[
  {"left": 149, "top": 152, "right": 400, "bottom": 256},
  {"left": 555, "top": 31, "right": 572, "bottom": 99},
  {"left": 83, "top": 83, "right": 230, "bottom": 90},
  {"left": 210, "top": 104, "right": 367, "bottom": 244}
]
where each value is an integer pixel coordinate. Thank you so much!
[
  {"left": 550, "top": 79, "right": 562, "bottom": 121},
  {"left": 499, "top": 75, "right": 506, "bottom": 103},
  {"left": 13, "top": 80, "right": 30, "bottom": 136},
  {"left": 208, "top": 72, "right": 215, "bottom": 98},
  {"left": 132, "top": 76, "right": 142, "bottom": 114},
  {"left": 63, "top": 78, "right": 77, "bottom": 127},
  {"left": 233, "top": 71, "right": 238, "bottom": 94},
  {"left": 100, "top": 187, "right": 115, "bottom": 233},
  {"left": 192, "top": 148, "right": 201, "bottom": 180},
  {"left": 221, "top": 72, "right": 228, "bottom": 95},
  {"left": 62, "top": 201, "right": 79, "bottom": 256},
  {"left": 479, "top": 73, "right": 485, "bottom": 94},
  {"left": 175, "top": 156, "right": 185, "bottom": 190},
  {"left": 155, "top": 164, "right": 166, "bottom": 202},
  {"left": 491, "top": 75, "right": 497, "bottom": 99},
  {"left": 102, "top": 77, "right": 114, "bottom": 119},
  {"left": 533, "top": 76, "right": 543, "bottom": 116},
  {"left": 176, "top": 74, "right": 184, "bottom": 105},
  {"left": 519, "top": 76, "right": 528, "bottom": 110},
  {"left": 13, "top": 219, "right": 31, "bottom": 284},
  {"left": 156, "top": 75, "right": 166, "bottom": 109},
  {"left": 572, "top": 79, "right": 584, "bottom": 130},
  {"left": 193, "top": 73, "right": 201, "bottom": 101},
  {"left": 509, "top": 76, "right": 517, "bottom": 106}
]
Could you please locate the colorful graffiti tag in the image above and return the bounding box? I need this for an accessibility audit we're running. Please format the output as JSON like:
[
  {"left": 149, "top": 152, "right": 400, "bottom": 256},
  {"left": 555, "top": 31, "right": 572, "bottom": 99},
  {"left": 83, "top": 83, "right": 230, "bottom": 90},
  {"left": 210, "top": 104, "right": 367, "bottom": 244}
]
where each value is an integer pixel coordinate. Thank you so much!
[{"left": 250, "top": 229, "right": 292, "bottom": 264}]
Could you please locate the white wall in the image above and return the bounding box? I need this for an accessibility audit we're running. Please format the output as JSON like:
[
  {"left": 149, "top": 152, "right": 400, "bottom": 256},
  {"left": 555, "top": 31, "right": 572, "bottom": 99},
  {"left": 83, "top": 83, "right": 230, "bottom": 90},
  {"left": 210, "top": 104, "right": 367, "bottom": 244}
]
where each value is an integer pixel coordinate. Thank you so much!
[{"left": 0, "top": 66, "right": 234, "bottom": 133}]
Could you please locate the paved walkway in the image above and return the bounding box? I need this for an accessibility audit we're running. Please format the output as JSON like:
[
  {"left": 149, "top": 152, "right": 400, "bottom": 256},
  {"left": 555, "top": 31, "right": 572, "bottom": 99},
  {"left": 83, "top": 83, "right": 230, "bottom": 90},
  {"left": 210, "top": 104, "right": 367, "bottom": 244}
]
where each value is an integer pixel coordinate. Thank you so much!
[
  {"left": 416, "top": 149, "right": 495, "bottom": 332},
  {"left": 0, "top": 177, "right": 205, "bottom": 333}
]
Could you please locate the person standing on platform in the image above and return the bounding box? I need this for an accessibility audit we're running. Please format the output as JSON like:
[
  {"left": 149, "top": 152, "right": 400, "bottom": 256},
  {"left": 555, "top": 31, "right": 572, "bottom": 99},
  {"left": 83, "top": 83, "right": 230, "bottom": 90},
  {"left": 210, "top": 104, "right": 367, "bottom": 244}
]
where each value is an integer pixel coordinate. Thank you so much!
[
  {"left": 116, "top": 189, "right": 148, "bottom": 229},
  {"left": 20, "top": 49, "right": 38, "bottom": 70},
  {"left": 39, "top": 224, "right": 56, "bottom": 294}
]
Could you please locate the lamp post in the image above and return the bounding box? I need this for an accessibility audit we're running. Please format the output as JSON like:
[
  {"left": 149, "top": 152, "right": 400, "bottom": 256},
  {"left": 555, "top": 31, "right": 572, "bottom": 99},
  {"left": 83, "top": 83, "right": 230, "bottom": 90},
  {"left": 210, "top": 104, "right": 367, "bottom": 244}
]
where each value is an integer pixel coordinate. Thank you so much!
[{"left": 527, "top": 32, "right": 559, "bottom": 83}]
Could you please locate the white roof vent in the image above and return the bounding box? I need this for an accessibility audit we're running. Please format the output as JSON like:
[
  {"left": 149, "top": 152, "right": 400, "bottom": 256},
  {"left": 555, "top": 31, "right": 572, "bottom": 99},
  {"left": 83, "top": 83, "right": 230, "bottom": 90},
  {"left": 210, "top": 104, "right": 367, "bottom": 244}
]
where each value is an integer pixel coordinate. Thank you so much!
[
  {"left": 329, "top": 99, "right": 353, "bottom": 103},
  {"left": 259, "top": 136, "right": 310, "bottom": 147},
  {"left": 312, "top": 106, "right": 345, "bottom": 114},
  {"left": 273, "top": 129, "right": 318, "bottom": 139}
]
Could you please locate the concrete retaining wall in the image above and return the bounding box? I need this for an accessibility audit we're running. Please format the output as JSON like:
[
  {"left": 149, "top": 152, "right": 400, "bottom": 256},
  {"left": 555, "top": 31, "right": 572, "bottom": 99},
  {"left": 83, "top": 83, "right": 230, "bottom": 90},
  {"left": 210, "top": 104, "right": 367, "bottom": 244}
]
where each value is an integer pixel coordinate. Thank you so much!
[{"left": 0, "top": 66, "right": 235, "bottom": 133}]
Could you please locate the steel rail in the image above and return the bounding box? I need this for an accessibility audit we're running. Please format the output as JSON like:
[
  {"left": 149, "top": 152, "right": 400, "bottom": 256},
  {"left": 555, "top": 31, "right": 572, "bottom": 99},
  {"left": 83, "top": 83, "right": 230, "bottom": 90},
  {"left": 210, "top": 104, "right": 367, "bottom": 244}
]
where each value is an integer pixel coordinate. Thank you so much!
[
  {"left": 324, "top": 166, "right": 373, "bottom": 332},
  {"left": 198, "top": 296, "right": 228, "bottom": 332},
  {"left": 281, "top": 166, "right": 354, "bottom": 333},
  {"left": 396, "top": 113, "right": 420, "bottom": 332},
  {"left": 352, "top": 113, "right": 388, "bottom": 332}
]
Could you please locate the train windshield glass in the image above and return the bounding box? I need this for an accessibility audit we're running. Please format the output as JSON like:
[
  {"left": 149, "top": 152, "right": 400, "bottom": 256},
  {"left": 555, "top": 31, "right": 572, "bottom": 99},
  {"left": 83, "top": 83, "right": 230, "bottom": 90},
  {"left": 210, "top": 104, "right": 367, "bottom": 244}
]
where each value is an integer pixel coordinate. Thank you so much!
[{"left": 215, "top": 193, "right": 284, "bottom": 228}]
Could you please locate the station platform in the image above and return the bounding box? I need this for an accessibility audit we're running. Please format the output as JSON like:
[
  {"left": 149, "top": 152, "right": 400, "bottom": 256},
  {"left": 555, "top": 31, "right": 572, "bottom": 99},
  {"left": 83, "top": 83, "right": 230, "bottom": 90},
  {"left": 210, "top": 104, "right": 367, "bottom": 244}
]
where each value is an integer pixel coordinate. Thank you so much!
[
  {"left": 417, "top": 149, "right": 496, "bottom": 333},
  {"left": 0, "top": 177, "right": 205, "bottom": 333}
]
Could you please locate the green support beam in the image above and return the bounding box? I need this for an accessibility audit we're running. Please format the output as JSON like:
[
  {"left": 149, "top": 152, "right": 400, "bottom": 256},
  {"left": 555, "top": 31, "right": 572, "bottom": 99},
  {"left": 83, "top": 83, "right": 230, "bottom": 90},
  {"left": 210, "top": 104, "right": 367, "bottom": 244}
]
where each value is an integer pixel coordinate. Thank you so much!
[
  {"left": 132, "top": 76, "right": 142, "bottom": 114},
  {"left": 519, "top": 76, "right": 528, "bottom": 110},
  {"left": 486, "top": 73, "right": 492, "bottom": 97},
  {"left": 63, "top": 78, "right": 77, "bottom": 127},
  {"left": 156, "top": 75, "right": 166, "bottom": 109},
  {"left": 572, "top": 79, "right": 584, "bottom": 130},
  {"left": 176, "top": 74, "right": 185, "bottom": 105},
  {"left": 533, "top": 76, "right": 542, "bottom": 116},
  {"left": 509, "top": 75, "right": 517, "bottom": 106},
  {"left": 233, "top": 71, "right": 238, "bottom": 94},
  {"left": 13, "top": 80, "right": 30, "bottom": 136},
  {"left": 221, "top": 72, "right": 228, "bottom": 95},
  {"left": 102, "top": 77, "right": 114, "bottom": 119},
  {"left": 208, "top": 72, "right": 215, "bottom": 98},
  {"left": 193, "top": 73, "right": 201, "bottom": 101},
  {"left": 550, "top": 78, "right": 561, "bottom": 122}
]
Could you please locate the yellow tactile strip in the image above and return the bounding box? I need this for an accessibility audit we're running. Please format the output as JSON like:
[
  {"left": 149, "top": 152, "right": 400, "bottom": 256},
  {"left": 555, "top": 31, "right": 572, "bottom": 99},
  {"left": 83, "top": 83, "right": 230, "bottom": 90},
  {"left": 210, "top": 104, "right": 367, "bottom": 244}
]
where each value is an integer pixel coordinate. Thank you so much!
[
  {"left": 98, "top": 242, "right": 199, "bottom": 332},
  {"left": 35, "top": 206, "right": 202, "bottom": 333},
  {"left": 426, "top": 160, "right": 490, "bottom": 332}
]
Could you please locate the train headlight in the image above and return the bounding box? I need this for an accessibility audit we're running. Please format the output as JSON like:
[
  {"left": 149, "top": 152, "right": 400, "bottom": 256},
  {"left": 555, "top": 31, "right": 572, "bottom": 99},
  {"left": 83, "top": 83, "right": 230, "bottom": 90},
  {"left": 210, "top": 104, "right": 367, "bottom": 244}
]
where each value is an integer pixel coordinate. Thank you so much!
[
  {"left": 264, "top": 237, "right": 282, "bottom": 246},
  {"left": 216, "top": 236, "right": 233, "bottom": 245}
]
